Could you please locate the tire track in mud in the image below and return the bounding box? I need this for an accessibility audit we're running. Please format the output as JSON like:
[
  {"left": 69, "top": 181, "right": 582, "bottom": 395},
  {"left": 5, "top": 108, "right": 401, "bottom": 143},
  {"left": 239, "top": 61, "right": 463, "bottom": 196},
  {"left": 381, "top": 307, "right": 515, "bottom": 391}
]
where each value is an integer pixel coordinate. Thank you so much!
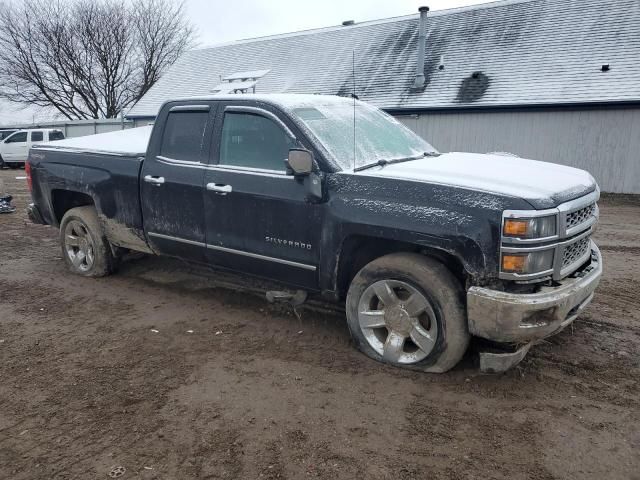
[
  {"left": 0, "top": 278, "right": 198, "bottom": 478},
  {"left": 599, "top": 245, "right": 640, "bottom": 255},
  {"left": 403, "top": 398, "right": 555, "bottom": 479},
  {"left": 0, "top": 270, "right": 371, "bottom": 478}
]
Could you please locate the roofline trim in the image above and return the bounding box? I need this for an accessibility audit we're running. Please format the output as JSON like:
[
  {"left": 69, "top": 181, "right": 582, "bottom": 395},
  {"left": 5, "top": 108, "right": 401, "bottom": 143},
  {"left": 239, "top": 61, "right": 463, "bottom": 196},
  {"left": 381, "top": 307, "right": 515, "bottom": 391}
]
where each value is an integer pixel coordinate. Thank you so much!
[{"left": 386, "top": 100, "right": 640, "bottom": 115}]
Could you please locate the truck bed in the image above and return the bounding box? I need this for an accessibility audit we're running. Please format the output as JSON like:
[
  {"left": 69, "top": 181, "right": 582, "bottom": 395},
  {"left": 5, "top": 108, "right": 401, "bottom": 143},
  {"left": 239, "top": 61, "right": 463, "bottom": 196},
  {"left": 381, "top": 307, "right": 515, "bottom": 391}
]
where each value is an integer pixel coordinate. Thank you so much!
[
  {"left": 28, "top": 127, "right": 153, "bottom": 253},
  {"left": 34, "top": 125, "right": 153, "bottom": 157}
]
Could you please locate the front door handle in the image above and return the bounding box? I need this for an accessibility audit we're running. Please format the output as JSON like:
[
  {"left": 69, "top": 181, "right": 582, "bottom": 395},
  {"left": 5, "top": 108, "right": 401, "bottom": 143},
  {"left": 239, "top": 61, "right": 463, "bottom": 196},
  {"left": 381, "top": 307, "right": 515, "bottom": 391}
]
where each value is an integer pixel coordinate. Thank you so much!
[
  {"left": 144, "top": 175, "right": 165, "bottom": 186},
  {"left": 206, "top": 183, "right": 233, "bottom": 195}
]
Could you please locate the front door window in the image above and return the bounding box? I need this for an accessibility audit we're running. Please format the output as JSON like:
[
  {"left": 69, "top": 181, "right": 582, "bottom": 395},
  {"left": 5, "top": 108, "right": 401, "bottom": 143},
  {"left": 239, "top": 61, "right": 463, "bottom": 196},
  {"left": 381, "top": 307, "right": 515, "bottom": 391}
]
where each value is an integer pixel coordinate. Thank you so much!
[
  {"left": 5, "top": 132, "right": 27, "bottom": 143},
  {"left": 219, "top": 112, "right": 294, "bottom": 172}
]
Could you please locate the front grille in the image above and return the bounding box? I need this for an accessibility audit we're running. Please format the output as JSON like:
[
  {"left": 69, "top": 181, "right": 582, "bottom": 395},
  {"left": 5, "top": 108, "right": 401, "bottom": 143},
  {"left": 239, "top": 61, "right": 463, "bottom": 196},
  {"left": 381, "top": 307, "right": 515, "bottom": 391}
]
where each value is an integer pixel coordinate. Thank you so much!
[
  {"left": 562, "top": 237, "right": 590, "bottom": 267},
  {"left": 566, "top": 203, "right": 595, "bottom": 230},
  {"left": 501, "top": 192, "right": 599, "bottom": 282}
]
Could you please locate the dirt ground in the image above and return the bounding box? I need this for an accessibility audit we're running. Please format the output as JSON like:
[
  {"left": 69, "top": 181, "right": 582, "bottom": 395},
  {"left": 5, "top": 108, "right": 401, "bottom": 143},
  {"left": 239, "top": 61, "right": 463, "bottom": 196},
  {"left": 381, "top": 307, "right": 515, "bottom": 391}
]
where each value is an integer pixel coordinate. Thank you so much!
[{"left": 0, "top": 168, "right": 638, "bottom": 480}]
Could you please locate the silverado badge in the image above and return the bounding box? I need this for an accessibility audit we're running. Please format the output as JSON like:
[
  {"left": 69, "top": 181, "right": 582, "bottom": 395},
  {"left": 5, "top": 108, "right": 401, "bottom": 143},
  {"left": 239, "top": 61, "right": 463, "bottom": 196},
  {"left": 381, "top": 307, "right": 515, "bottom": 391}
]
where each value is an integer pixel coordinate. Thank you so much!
[{"left": 265, "top": 236, "right": 312, "bottom": 250}]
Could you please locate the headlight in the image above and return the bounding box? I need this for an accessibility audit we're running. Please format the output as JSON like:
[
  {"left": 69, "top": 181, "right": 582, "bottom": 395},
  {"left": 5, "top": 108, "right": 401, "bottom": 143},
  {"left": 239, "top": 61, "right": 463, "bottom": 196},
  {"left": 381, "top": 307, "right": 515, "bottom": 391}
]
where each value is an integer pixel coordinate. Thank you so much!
[
  {"left": 501, "top": 249, "right": 555, "bottom": 275},
  {"left": 503, "top": 215, "right": 557, "bottom": 239}
]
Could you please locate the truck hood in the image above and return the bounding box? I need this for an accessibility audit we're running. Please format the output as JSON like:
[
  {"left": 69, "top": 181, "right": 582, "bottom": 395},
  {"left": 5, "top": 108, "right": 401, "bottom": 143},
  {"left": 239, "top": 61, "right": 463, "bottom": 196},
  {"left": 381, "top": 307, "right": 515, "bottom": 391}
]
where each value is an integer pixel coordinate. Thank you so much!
[{"left": 357, "top": 152, "right": 597, "bottom": 209}]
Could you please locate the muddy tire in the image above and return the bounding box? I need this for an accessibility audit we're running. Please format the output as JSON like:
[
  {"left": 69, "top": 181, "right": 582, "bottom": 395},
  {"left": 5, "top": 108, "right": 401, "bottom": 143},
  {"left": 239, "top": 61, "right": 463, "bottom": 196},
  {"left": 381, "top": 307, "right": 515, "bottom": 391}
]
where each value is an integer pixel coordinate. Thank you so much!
[
  {"left": 59, "top": 206, "right": 116, "bottom": 277},
  {"left": 346, "top": 253, "right": 470, "bottom": 373}
]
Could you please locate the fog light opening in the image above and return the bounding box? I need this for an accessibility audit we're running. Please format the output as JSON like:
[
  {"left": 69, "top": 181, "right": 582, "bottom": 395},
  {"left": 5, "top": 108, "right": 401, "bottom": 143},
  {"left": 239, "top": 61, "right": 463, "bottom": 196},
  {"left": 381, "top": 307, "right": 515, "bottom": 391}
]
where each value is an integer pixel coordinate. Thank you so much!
[{"left": 521, "top": 307, "right": 556, "bottom": 328}]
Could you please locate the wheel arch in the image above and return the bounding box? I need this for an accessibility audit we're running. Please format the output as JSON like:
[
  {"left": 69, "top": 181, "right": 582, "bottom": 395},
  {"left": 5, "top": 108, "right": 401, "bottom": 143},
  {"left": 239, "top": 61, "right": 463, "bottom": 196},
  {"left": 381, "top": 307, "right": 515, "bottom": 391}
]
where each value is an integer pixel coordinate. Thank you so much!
[
  {"left": 51, "top": 189, "right": 96, "bottom": 224},
  {"left": 334, "top": 234, "right": 471, "bottom": 299}
]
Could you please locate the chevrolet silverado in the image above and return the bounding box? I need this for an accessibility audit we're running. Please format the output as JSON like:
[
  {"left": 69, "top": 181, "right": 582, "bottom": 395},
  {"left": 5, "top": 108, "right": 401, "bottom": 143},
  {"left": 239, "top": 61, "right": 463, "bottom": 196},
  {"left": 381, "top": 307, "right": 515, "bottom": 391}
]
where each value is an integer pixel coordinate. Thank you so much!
[{"left": 26, "top": 94, "right": 602, "bottom": 373}]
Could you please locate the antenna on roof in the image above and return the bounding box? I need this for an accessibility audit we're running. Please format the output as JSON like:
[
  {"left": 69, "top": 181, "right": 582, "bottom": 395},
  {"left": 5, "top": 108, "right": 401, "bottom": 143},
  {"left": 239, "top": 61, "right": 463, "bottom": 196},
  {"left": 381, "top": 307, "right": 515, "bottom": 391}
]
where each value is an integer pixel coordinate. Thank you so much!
[{"left": 352, "top": 50, "right": 357, "bottom": 171}]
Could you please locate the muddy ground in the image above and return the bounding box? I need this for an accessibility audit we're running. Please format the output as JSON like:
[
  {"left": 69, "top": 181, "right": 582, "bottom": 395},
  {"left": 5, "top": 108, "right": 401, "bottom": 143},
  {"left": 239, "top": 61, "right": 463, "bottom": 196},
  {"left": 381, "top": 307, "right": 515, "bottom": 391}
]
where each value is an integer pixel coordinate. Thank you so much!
[{"left": 0, "top": 168, "right": 638, "bottom": 479}]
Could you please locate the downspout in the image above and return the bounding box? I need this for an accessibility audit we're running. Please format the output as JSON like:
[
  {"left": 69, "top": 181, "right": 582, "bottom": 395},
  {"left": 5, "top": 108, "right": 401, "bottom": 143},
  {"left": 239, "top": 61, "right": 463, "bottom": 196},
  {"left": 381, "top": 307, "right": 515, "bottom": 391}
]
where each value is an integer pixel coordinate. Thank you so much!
[{"left": 412, "top": 6, "right": 430, "bottom": 90}]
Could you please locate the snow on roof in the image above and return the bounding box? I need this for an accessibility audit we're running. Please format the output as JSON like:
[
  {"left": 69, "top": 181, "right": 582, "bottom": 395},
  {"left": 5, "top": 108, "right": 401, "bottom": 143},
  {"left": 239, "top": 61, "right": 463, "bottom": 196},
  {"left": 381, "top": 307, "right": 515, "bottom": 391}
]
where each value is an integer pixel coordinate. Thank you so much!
[
  {"left": 128, "top": 0, "right": 640, "bottom": 118},
  {"left": 211, "top": 80, "right": 258, "bottom": 94},
  {"left": 34, "top": 126, "right": 152, "bottom": 156},
  {"left": 221, "top": 69, "right": 271, "bottom": 81}
]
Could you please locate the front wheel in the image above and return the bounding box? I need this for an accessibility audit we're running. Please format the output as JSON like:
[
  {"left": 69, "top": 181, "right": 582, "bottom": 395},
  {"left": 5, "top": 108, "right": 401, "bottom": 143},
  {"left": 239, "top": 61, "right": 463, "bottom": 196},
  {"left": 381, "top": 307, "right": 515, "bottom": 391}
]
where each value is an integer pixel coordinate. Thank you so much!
[
  {"left": 59, "top": 206, "right": 116, "bottom": 277},
  {"left": 346, "top": 253, "right": 470, "bottom": 373}
]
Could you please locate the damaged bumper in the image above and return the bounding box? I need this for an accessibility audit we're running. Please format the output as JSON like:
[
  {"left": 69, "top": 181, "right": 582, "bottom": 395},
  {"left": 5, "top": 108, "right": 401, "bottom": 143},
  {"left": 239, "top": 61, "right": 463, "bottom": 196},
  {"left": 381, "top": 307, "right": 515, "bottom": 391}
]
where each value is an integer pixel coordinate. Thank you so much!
[
  {"left": 467, "top": 242, "right": 602, "bottom": 345},
  {"left": 479, "top": 343, "right": 532, "bottom": 374}
]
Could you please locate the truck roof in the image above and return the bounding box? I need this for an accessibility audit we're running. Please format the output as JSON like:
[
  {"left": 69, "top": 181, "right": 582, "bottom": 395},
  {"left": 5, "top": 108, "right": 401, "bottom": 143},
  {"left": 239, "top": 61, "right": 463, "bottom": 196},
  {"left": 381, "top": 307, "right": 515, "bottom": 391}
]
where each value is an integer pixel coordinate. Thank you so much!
[
  {"left": 164, "top": 93, "right": 360, "bottom": 111},
  {"left": 31, "top": 95, "right": 359, "bottom": 158}
]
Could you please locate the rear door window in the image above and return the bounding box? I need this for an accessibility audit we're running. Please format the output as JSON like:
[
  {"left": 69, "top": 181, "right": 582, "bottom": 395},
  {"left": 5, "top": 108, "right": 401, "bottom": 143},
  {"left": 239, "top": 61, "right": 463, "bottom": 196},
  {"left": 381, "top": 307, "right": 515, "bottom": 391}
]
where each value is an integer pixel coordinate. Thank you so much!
[
  {"left": 160, "top": 111, "right": 209, "bottom": 162},
  {"left": 30, "top": 131, "right": 43, "bottom": 142},
  {"left": 48, "top": 131, "right": 64, "bottom": 141}
]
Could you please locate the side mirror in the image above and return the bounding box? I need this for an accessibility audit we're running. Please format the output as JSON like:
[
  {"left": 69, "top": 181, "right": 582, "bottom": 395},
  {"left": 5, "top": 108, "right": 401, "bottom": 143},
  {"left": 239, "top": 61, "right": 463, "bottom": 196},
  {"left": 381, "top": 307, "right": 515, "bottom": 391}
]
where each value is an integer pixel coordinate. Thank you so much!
[{"left": 286, "top": 148, "right": 313, "bottom": 176}]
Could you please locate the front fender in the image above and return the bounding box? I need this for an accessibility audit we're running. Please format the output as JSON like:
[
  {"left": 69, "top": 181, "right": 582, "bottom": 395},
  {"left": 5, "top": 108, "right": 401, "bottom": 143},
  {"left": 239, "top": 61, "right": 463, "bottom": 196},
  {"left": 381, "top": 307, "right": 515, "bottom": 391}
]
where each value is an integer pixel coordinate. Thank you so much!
[{"left": 318, "top": 173, "right": 515, "bottom": 293}]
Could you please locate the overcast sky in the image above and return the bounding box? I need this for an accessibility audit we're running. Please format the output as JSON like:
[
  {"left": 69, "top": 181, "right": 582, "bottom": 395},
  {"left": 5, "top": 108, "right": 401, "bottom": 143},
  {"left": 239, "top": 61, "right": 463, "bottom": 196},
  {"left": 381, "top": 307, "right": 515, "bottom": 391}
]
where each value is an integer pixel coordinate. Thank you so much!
[
  {"left": 189, "top": 0, "right": 491, "bottom": 46},
  {"left": 0, "top": 0, "right": 491, "bottom": 125}
]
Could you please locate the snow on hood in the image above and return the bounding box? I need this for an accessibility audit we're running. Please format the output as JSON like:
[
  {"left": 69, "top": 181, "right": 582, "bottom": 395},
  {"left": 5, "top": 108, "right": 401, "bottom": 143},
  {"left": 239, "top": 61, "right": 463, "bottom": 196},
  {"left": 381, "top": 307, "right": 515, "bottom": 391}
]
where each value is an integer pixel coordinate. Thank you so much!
[
  {"left": 33, "top": 126, "right": 153, "bottom": 156},
  {"left": 356, "top": 152, "right": 597, "bottom": 209}
]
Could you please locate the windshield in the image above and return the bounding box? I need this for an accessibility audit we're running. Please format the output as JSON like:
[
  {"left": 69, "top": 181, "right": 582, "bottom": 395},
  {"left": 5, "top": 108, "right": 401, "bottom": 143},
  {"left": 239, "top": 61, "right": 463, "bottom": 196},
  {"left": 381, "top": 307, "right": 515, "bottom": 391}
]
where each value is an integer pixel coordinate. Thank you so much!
[
  {"left": 290, "top": 101, "right": 437, "bottom": 170},
  {"left": 0, "top": 130, "right": 17, "bottom": 141}
]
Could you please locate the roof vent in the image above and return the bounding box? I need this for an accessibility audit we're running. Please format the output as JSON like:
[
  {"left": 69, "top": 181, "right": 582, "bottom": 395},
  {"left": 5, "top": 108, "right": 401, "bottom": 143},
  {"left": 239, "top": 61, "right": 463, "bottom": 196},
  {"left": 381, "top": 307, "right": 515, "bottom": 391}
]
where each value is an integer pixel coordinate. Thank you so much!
[
  {"left": 411, "top": 6, "right": 430, "bottom": 90},
  {"left": 211, "top": 69, "right": 270, "bottom": 94},
  {"left": 601, "top": 64, "right": 611, "bottom": 72},
  {"left": 342, "top": 20, "right": 355, "bottom": 26}
]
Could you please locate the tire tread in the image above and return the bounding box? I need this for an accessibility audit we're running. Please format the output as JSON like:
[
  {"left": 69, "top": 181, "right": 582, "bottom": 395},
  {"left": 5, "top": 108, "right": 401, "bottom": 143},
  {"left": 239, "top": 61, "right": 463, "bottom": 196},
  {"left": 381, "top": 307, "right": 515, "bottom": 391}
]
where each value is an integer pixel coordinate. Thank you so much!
[
  {"left": 346, "top": 252, "right": 470, "bottom": 373},
  {"left": 59, "top": 206, "right": 116, "bottom": 277}
]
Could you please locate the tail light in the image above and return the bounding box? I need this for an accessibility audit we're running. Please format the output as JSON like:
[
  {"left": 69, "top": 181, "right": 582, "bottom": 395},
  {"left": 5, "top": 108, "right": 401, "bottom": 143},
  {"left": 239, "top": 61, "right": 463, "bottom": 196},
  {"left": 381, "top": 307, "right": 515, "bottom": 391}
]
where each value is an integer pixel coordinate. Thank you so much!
[{"left": 25, "top": 161, "right": 33, "bottom": 191}]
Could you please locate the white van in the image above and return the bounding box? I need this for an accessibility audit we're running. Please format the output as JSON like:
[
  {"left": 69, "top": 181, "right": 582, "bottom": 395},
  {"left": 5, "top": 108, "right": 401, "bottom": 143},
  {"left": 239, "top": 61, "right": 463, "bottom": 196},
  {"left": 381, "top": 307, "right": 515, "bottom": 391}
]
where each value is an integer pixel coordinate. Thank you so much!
[{"left": 0, "top": 128, "right": 65, "bottom": 168}]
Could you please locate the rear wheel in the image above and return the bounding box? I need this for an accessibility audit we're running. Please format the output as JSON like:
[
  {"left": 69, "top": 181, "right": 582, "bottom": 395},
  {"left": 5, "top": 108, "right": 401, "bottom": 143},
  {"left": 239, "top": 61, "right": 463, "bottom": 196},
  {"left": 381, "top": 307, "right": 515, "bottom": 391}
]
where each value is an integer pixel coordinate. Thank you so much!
[
  {"left": 59, "top": 206, "right": 116, "bottom": 277},
  {"left": 346, "top": 253, "right": 470, "bottom": 373}
]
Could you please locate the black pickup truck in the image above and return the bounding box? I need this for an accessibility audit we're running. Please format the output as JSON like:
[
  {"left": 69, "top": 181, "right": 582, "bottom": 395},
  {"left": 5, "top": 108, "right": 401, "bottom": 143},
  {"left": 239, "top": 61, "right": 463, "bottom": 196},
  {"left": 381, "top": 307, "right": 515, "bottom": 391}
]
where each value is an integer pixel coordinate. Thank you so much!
[{"left": 26, "top": 94, "right": 602, "bottom": 373}]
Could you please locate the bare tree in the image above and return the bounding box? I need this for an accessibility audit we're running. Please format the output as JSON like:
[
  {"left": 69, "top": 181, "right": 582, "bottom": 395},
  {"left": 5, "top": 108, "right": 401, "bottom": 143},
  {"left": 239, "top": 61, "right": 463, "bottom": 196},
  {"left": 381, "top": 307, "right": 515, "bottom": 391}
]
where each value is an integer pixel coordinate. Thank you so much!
[{"left": 0, "top": 0, "right": 195, "bottom": 119}]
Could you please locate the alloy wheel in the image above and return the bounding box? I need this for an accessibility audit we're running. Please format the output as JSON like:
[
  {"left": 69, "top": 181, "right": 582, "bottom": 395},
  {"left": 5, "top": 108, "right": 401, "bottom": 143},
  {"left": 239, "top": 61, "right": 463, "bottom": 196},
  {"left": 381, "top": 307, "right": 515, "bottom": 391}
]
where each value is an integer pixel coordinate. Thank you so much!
[
  {"left": 357, "top": 279, "right": 438, "bottom": 364},
  {"left": 64, "top": 220, "right": 96, "bottom": 272}
]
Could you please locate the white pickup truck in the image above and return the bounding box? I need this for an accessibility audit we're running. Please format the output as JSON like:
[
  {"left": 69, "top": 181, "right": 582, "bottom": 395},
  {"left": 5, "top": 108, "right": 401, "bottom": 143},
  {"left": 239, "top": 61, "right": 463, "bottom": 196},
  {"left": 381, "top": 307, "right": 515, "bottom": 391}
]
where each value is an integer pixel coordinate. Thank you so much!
[{"left": 0, "top": 128, "right": 65, "bottom": 168}]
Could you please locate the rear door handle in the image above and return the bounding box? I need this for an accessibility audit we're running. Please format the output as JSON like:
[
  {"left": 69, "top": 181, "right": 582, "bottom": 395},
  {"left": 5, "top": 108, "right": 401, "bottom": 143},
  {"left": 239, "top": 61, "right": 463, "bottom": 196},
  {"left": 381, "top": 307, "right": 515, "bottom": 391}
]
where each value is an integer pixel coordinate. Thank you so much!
[
  {"left": 206, "top": 183, "right": 233, "bottom": 195},
  {"left": 144, "top": 175, "right": 165, "bottom": 186}
]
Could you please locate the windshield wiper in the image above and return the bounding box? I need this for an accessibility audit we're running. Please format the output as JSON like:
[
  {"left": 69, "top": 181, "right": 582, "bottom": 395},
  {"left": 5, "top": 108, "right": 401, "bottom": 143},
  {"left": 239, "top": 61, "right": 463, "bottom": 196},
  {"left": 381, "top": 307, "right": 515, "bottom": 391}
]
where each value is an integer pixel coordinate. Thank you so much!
[
  {"left": 353, "top": 151, "right": 440, "bottom": 172},
  {"left": 354, "top": 158, "right": 390, "bottom": 172}
]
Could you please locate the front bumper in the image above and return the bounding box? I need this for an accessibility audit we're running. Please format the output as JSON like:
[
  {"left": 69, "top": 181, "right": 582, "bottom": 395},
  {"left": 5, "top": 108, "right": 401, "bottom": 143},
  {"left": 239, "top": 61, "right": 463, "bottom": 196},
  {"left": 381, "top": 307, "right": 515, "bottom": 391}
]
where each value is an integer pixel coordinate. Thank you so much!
[
  {"left": 27, "top": 203, "right": 45, "bottom": 225},
  {"left": 467, "top": 242, "right": 602, "bottom": 344}
]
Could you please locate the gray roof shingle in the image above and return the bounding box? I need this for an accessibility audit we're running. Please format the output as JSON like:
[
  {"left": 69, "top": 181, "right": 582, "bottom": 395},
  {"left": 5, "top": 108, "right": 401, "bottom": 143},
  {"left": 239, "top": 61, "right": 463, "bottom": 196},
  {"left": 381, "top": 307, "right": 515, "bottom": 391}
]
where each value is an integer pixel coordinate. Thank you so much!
[{"left": 127, "top": 0, "right": 640, "bottom": 118}]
